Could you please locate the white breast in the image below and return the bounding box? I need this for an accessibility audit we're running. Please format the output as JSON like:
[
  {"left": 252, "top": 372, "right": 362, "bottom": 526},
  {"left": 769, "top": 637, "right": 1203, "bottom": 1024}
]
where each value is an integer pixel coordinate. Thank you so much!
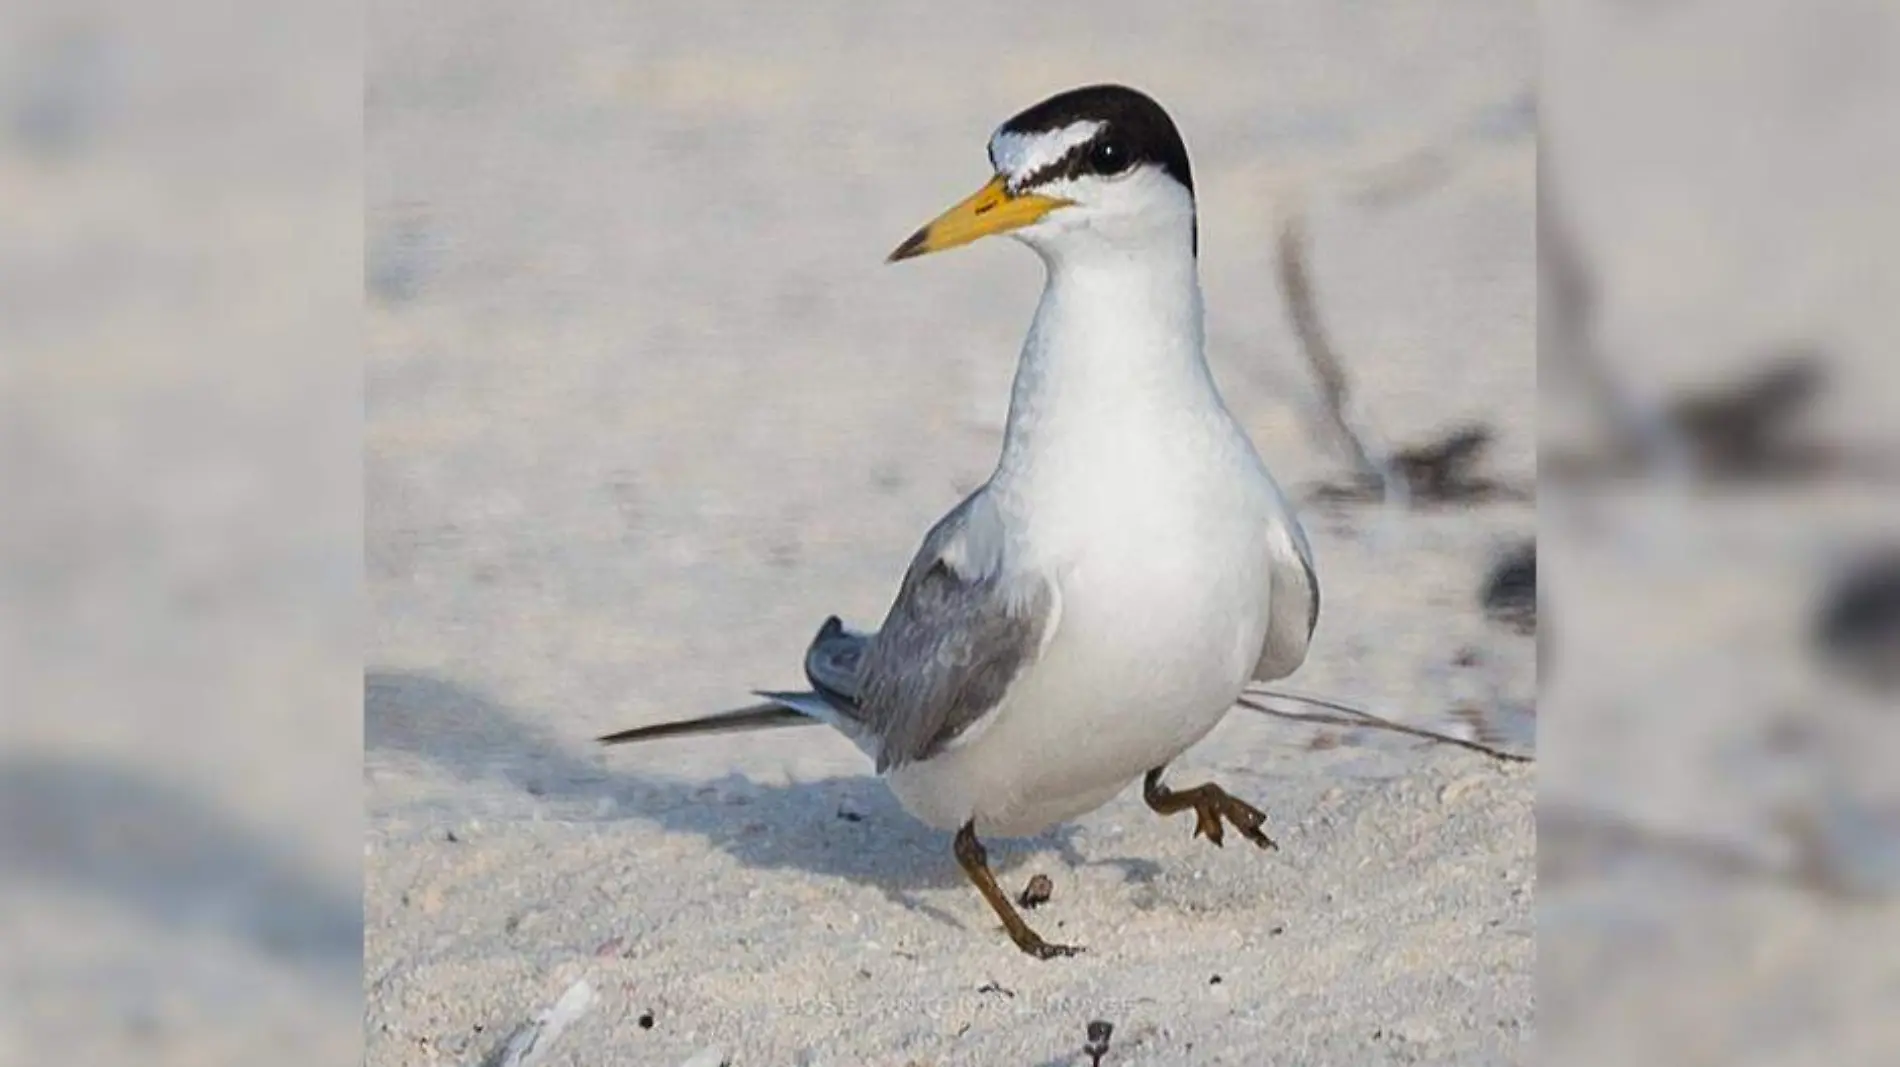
[{"left": 889, "top": 410, "right": 1277, "bottom": 837}]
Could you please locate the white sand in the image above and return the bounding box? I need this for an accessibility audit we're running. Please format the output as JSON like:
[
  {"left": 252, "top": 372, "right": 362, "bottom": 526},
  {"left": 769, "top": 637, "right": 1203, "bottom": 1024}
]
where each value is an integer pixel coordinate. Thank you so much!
[{"left": 368, "top": 2, "right": 1534, "bottom": 1063}]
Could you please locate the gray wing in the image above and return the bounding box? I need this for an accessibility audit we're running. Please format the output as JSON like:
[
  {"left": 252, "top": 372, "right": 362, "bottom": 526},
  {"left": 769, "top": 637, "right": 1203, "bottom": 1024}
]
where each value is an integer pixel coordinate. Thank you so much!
[
  {"left": 1253, "top": 503, "right": 1320, "bottom": 682},
  {"left": 803, "top": 490, "right": 1053, "bottom": 774}
]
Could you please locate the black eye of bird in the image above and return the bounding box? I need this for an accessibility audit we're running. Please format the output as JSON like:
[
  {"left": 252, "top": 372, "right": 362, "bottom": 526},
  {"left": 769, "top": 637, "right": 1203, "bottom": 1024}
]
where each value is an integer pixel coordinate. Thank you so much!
[{"left": 1088, "top": 137, "right": 1129, "bottom": 176}]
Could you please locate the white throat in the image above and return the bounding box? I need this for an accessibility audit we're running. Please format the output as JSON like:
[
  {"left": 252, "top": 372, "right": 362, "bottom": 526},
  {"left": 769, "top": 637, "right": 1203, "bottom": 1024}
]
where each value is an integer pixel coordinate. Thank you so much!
[{"left": 992, "top": 224, "right": 1222, "bottom": 497}]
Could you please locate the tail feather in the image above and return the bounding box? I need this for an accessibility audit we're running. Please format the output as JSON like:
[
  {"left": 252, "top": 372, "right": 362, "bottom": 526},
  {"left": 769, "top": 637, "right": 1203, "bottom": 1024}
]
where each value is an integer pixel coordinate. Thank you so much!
[
  {"left": 596, "top": 701, "right": 815, "bottom": 746},
  {"left": 749, "top": 689, "right": 854, "bottom": 726}
]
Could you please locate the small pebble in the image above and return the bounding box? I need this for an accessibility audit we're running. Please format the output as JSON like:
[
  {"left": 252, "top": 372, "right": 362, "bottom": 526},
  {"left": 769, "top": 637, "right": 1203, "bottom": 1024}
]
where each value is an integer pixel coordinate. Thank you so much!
[
  {"left": 1017, "top": 873, "right": 1054, "bottom": 909},
  {"left": 637, "top": 1012, "right": 655, "bottom": 1030}
]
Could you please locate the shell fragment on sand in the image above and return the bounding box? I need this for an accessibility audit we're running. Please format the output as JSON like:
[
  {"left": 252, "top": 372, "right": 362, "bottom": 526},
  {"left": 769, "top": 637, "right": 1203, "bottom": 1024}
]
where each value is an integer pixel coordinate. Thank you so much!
[{"left": 477, "top": 979, "right": 597, "bottom": 1067}]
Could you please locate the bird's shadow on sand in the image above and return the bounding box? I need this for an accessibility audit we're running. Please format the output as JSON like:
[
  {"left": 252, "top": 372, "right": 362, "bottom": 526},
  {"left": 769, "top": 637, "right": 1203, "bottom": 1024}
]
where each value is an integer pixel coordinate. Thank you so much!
[
  {"left": 365, "top": 670, "right": 1163, "bottom": 928},
  {"left": 0, "top": 755, "right": 361, "bottom": 993}
]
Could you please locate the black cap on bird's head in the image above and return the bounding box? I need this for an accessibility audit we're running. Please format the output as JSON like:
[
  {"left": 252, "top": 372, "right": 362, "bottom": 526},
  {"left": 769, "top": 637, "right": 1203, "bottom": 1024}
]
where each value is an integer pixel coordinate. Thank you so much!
[
  {"left": 890, "top": 84, "right": 1198, "bottom": 263},
  {"left": 989, "top": 84, "right": 1193, "bottom": 197}
]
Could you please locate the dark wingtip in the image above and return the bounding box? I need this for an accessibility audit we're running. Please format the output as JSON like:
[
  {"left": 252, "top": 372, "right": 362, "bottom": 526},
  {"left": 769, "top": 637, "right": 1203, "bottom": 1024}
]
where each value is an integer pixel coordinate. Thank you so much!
[{"left": 887, "top": 226, "right": 929, "bottom": 263}]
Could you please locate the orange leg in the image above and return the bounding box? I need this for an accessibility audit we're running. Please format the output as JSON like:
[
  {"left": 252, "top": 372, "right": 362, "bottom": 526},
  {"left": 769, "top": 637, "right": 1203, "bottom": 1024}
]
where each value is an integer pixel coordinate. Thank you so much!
[{"left": 954, "top": 822, "right": 1083, "bottom": 959}]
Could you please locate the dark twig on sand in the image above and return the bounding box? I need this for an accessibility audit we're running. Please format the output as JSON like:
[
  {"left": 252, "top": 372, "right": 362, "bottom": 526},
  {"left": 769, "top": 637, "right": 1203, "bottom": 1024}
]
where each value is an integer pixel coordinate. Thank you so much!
[
  {"left": 1277, "top": 212, "right": 1397, "bottom": 497},
  {"left": 1306, "top": 424, "right": 1534, "bottom": 506},
  {"left": 1539, "top": 163, "right": 1683, "bottom": 471},
  {"left": 1280, "top": 212, "right": 1529, "bottom": 506},
  {"left": 1541, "top": 170, "right": 1885, "bottom": 486},
  {"left": 1393, "top": 426, "right": 1504, "bottom": 500},
  {"left": 1239, "top": 690, "right": 1532, "bottom": 764}
]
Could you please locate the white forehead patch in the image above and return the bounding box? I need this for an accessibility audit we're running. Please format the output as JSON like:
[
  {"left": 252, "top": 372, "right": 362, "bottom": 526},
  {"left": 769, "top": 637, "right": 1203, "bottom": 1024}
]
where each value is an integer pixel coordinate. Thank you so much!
[{"left": 988, "top": 120, "right": 1103, "bottom": 188}]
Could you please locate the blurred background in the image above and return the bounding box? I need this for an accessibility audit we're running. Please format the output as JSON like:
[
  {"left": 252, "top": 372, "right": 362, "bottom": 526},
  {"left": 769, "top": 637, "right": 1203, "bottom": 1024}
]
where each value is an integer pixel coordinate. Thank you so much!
[
  {"left": 2, "top": 0, "right": 1894, "bottom": 1064},
  {"left": 0, "top": 2, "right": 360, "bottom": 1065},
  {"left": 1539, "top": 2, "right": 1900, "bottom": 1064}
]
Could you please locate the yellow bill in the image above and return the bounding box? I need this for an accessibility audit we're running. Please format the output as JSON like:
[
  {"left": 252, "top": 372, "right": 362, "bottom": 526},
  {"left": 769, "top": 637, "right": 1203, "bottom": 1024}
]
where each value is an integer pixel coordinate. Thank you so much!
[{"left": 887, "top": 175, "right": 1071, "bottom": 262}]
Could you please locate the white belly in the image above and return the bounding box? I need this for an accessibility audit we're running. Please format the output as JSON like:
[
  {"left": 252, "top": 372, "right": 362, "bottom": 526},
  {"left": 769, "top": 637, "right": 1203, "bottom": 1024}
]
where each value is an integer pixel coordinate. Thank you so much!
[{"left": 887, "top": 471, "right": 1274, "bottom": 837}]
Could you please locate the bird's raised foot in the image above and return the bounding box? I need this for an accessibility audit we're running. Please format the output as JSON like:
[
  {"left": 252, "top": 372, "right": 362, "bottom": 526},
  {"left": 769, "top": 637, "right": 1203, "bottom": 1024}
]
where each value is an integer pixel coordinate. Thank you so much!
[
  {"left": 1145, "top": 769, "right": 1279, "bottom": 852},
  {"left": 1208, "top": 792, "right": 1278, "bottom": 851}
]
